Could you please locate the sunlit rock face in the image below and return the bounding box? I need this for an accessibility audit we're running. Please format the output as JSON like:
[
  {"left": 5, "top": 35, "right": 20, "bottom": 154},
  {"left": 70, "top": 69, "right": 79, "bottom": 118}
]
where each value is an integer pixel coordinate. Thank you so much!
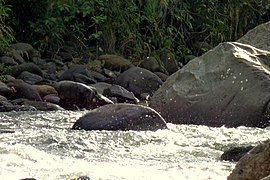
[
  {"left": 150, "top": 42, "right": 270, "bottom": 127},
  {"left": 72, "top": 103, "right": 167, "bottom": 131},
  {"left": 228, "top": 139, "right": 270, "bottom": 180}
]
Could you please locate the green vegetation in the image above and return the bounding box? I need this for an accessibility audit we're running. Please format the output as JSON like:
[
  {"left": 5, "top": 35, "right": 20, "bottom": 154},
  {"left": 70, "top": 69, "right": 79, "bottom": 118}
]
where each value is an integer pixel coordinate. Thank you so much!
[{"left": 0, "top": 0, "right": 270, "bottom": 65}]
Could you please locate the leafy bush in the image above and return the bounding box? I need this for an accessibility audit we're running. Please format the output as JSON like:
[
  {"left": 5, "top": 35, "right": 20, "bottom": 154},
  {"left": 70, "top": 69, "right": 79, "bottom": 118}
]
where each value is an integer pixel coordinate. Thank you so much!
[
  {"left": 3, "top": 0, "right": 270, "bottom": 65},
  {"left": 0, "top": 0, "right": 15, "bottom": 47}
]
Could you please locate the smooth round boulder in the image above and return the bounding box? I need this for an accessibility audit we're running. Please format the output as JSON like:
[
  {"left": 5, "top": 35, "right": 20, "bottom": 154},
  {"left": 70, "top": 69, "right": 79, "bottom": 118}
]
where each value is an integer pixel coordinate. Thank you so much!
[
  {"left": 55, "top": 80, "right": 113, "bottom": 110},
  {"left": 72, "top": 103, "right": 167, "bottom": 131},
  {"left": 115, "top": 67, "right": 163, "bottom": 99}
]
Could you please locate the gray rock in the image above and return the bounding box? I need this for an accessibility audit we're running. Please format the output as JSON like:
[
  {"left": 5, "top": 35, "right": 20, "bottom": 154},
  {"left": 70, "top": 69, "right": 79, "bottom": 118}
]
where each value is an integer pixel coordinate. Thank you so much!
[
  {"left": 150, "top": 42, "right": 270, "bottom": 127},
  {"left": 237, "top": 21, "right": 270, "bottom": 52},
  {"left": 43, "top": 94, "right": 60, "bottom": 104},
  {"left": 0, "top": 81, "right": 11, "bottom": 97},
  {"left": 154, "top": 72, "right": 169, "bottom": 82},
  {"left": 11, "top": 98, "right": 64, "bottom": 111},
  {"left": 90, "top": 82, "right": 112, "bottom": 94},
  {"left": 103, "top": 84, "right": 139, "bottom": 104},
  {"left": 228, "top": 139, "right": 270, "bottom": 180},
  {"left": 0, "top": 56, "right": 18, "bottom": 66},
  {"left": 72, "top": 103, "right": 167, "bottom": 131},
  {"left": 55, "top": 80, "right": 113, "bottom": 110},
  {"left": 59, "top": 65, "right": 96, "bottom": 84},
  {"left": 11, "top": 63, "right": 43, "bottom": 78},
  {"left": 116, "top": 67, "right": 163, "bottom": 99},
  {"left": 18, "top": 71, "right": 43, "bottom": 85},
  {"left": 5, "top": 79, "right": 42, "bottom": 101}
]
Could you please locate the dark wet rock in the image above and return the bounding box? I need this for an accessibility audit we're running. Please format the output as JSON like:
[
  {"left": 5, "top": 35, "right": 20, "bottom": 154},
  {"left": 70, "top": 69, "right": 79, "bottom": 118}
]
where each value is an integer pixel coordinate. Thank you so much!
[
  {"left": 160, "top": 53, "right": 179, "bottom": 74},
  {"left": 43, "top": 94, "right": 60, "bottom": 104},
  {"left": 33, "top": 84, "right": 58, "bottom": 98},
  {"left": 59, "top": 65, "right": 96, "bottom": 84},
  {"left": 0, "top": 81, "right": 11, "bottom": 97},
  {"left": 11, "top": 43, "right": 35, "bottom": 61},
  {"left": 43, "top": 62, "right": 57, "bottom": 74},
  {"left": 150, "top": 42, "right": 270, "bottom": 128},
  {"left": 97, "top": 54, "right": 134, "bottom": 72},
  {"left": 0, "top": 101, "right": 37, "bottom": 112},
  {"left": 228, "top": 139, "right": 270, "bottom": 180},
  {"left": 116, "top": 67, "right": 163, "bottom": 99},
  {"left": 18, "top": 71, "right": 43, "bottom": 85},
  {"left": 220, "top": 146, "right": 254, "bottom": 162},
  {"left": 237, "top": 21, "right": 270, "bottom": 52},
  {"left": 141, "top": 57, "right": 160, "bottom": 72},
  {"left": 90, "top": 82, "right": 112, "bottom": 94},
  {"left": 42, "top": 71, "right": 58, "bottom": 82},
  {"left": 11, "top": 98, "right": 64, "bottom": 111},
  {"left": 0, "top": 95, "right": 7, "bottom": 101},
  {"left": 91, "top": 82, "right": 139, "bottom": 103},
  {"left": 72, "top": 103, "right": 167, "bottom": 131},
  {"left": 0, "top": 56, "right": 18, "bottom": 66},
  {"left": 55, "top": 80, "right": 113, "bottom": 110},
  {"left": 88, "top": 69, "right": 109, "bottom": 82},
  {"left": 11, "top": 63, "right": 43, "bottom": 78},
  {"left": 154, "top": 72, "right": 169, "bottom": 82},
  {"left": 103, "top": 84, "right": 139, "bottom": 104},
  {"left": 5, "top": 79, "right": 42, "bottom": 101},
  {"left": 10, "top": 49, "right": 26, "bottom": 64}
]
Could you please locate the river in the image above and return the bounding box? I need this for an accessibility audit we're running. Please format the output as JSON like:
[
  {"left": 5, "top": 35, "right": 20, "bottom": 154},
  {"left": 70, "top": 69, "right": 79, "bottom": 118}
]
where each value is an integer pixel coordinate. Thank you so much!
[{"left": 0, "top": 110, "right": 269, "bottom": 180}]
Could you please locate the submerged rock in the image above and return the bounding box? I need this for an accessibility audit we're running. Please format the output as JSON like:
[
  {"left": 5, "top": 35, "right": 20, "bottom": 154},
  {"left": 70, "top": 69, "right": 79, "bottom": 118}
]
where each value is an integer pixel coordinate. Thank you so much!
[
  {"left": 150, "top": 42, "right": 270, "bottom": 127},
  {"left": 228, "top": 139, "right": 270, "bottom": 180},
  {"left": 72, "top": 103, "right": 167, "bottom": 131},
  {"left": 220, "top": 146, "right": 254, "bottom": 162}
]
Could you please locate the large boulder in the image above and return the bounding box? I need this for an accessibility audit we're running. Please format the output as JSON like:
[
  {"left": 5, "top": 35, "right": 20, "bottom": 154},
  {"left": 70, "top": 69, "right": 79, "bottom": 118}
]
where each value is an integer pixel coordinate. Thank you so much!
[
  {"left": 228, "top": 139, "right": 270, "bottom": 180},
  {"left": 55, "top": 80, "right": 113, "bottom": 110},
  {"left": 116, "top": 67, "right": 163, "bottom": 99},
  {"left": 72, "top": 103, "right": 167, "bottom": 131},
  {"left": 150, "top": 42, "right": 270, "bottom": 127},
  {"left": 237, "top": 21, "right": 270, "bottom": 52}
]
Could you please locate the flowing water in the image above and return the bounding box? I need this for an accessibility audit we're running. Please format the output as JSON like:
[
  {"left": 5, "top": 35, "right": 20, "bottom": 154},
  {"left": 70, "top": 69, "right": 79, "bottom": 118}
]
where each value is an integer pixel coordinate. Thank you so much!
[{"left": 0, "top": 111, "right": 269, "bottom": 180}]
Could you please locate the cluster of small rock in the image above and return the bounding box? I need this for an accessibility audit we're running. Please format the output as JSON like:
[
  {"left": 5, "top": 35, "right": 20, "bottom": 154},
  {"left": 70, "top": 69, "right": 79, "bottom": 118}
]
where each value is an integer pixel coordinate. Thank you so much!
[{"left": 0, "top": 43, "right": 173, "bottom": 131}]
